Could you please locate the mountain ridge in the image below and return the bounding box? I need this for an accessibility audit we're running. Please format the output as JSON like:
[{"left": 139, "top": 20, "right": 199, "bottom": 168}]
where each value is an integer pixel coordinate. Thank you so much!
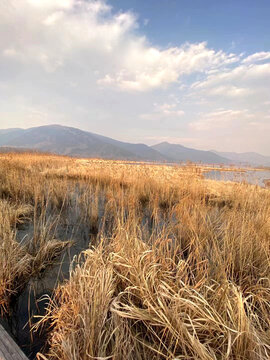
[
  {"left": 212, "top": 150, "right": 270, "bottom": 167},
  {"left": 151, "top": 142, "right": 230, "bottom": 164},
  {"left": 0, "top": 125, "right": 168, "bottom": 162},
  {"left": 0, "top": 124, "right": 269, "bottom": 165}
]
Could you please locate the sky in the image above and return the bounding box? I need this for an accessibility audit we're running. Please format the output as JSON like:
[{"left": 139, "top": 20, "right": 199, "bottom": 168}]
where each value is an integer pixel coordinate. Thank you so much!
[{"left": 0, "top": 0, "right": 270, "bottom": 155}]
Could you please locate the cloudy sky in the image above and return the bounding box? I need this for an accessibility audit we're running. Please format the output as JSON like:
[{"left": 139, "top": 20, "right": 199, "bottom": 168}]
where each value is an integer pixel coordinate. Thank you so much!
[{"left": 1, "top": 0, "right": 270, "bottom": 155}]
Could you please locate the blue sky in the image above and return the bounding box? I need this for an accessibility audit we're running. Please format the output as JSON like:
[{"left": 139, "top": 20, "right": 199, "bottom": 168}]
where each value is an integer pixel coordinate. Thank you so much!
[
  {"left": 112, "top": 0, "right": 270, "bottom": 53},
  {"left": 0, "top": 0, "right": 270, "bottom": 155}
]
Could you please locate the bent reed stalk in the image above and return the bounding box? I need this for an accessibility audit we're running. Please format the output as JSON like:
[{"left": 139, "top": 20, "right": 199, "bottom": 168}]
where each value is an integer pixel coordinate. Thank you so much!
[{"left": 0, "top": 153, "right": 269, "bottom": 359}]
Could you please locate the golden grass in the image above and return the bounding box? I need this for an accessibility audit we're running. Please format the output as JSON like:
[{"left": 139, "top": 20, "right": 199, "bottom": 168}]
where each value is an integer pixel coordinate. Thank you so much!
[{"left": 0, "top": 153, "right": 269, "bottom": 359}]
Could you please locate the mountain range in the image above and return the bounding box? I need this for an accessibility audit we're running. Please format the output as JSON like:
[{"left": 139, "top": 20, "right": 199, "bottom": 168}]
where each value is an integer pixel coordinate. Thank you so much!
[
  {"left": 211, "top": 150, "right": 270, "bottom": 167},
  {"left": 0, "top": 125, "right": 269, "bottom": 166}
]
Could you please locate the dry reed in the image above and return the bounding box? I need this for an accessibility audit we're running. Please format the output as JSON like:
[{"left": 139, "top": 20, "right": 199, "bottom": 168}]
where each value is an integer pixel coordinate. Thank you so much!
[{"left": 0, "top": 153, "right": 269, "bottom": 359}]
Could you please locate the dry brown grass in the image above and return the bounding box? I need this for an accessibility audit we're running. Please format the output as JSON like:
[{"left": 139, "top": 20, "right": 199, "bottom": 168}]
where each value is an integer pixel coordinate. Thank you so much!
[{"left": 0, "top": 153, "right": 269, "bottom": 359}]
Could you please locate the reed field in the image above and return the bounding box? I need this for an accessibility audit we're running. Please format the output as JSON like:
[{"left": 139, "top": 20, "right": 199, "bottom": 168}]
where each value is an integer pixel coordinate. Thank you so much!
[{"left": 0, "top": 152, "right": 269, "bottom": 360}]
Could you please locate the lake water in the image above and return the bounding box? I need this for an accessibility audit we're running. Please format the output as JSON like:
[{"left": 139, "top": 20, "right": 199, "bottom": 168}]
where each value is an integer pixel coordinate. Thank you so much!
[{"left": 204, "top": 169, "right": 270, "bottom": 187}]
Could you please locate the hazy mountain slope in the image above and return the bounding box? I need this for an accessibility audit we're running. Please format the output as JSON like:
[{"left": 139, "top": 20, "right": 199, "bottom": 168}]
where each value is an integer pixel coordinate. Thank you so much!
[
  {"left": 152, "top": 142, "right": 230, "bottom": 164},
  {"left": 212, "top": 150, "right": 270, "bottom": 167},
  {"left": 0, "top": 128, "right": 25, "bottom": 145},
  {"left": 3, "top": 124, "right": 268, "bottom": 165},
  {"left": 0, "top": 146, "right": 33, "bottom": 153},
  {"left": 0, "top": 125, "right": 139, "bottom": 160},
  {"left": 0, "top": 125, "right": 167, "bottom": 161},
  {"left": 91, "top": 133, "right": 170, "bottom": 161}
]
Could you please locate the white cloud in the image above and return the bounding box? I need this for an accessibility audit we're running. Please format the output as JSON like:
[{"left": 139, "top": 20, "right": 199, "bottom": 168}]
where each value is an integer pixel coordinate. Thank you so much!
[
  {"left": 192, "top": 63, "right": 270, "bottom": 90},
  {"left": 0, "top": 0, "right": 136, "bottom": 72},
  {"left": 27, "top": 0, "right": 74, "bottom": 9},
  {"left": 141, "top": 102, "right": 185, "bottom": 120},
  {"left": 43, "top": 11, "right": 65, "bottom": 25},
  {"left": 204, "top": 85, "right": 252, "bottom": 98},
  {"left": 186, "top": 108, "right": 270, "bottom": 154},
  {"left": 190, "top": 109, "right": 253, "bottom": 131},
  {"left": 0, "top": 0, "right": 269, "bottom": 154},
  {"left": 242, "top": 52, "right": 270, "bottom": 64},
  {"left": 0, "top": 1, "right": 239, "bottom": 91},
  {"left": 98, "top": 43, "right": 240, "bottom": 91},
  {"left": 2, "top": 48, "right": 18, "bottom": 57},
  {"left": 190, "top": 62, "right": 270, "bottom": 106}
]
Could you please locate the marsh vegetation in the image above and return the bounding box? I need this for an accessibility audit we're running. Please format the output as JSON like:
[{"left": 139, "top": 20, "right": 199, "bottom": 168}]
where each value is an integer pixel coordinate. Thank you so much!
[{"left": 0, "top": 153, "right": 269, "bottom": 359}]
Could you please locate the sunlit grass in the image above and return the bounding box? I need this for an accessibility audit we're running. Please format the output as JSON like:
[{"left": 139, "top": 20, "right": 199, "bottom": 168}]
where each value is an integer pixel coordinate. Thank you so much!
[{"left": 0, "top": 153, "right": 269, "bottom": 359}]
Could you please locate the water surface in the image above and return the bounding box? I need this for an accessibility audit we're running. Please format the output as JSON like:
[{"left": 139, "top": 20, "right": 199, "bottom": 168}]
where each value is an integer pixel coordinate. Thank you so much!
[{"left": 204, "top": 169, "right": 270, "bottom": 187}]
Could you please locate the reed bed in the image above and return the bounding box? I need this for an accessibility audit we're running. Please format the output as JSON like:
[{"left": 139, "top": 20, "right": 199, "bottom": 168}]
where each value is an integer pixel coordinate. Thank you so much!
[{"left": 0, "top": 153, "right": 269, "bottom": 359}]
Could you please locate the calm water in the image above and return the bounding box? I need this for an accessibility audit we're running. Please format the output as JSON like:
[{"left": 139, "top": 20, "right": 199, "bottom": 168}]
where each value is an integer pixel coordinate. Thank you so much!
[{"left": 204, "top": 169, "right": 270, "bottom": 187}]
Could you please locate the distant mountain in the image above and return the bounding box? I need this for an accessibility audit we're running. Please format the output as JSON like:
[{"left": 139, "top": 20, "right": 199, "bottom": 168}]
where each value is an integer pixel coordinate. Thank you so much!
[
  {"left": 0, "top": 128, "right": 25, "bottom": 144},
  {"left": 0, "top": 125, "right": 168, "bottom": 162},
  {"left": 152, "top": 142, "right": 230, "bottom": 164},
  {"left": 212, "top": 150, "right": 270, "bottom": 167},
  {"left": 1, "top": 125, "right": 268, "bottom": 165},
  {"left": 0, "top": 146, "right": 35, "bottom": 153},
  {"left": 90, "top": 132, "right": 171, "bottom": 162}
]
